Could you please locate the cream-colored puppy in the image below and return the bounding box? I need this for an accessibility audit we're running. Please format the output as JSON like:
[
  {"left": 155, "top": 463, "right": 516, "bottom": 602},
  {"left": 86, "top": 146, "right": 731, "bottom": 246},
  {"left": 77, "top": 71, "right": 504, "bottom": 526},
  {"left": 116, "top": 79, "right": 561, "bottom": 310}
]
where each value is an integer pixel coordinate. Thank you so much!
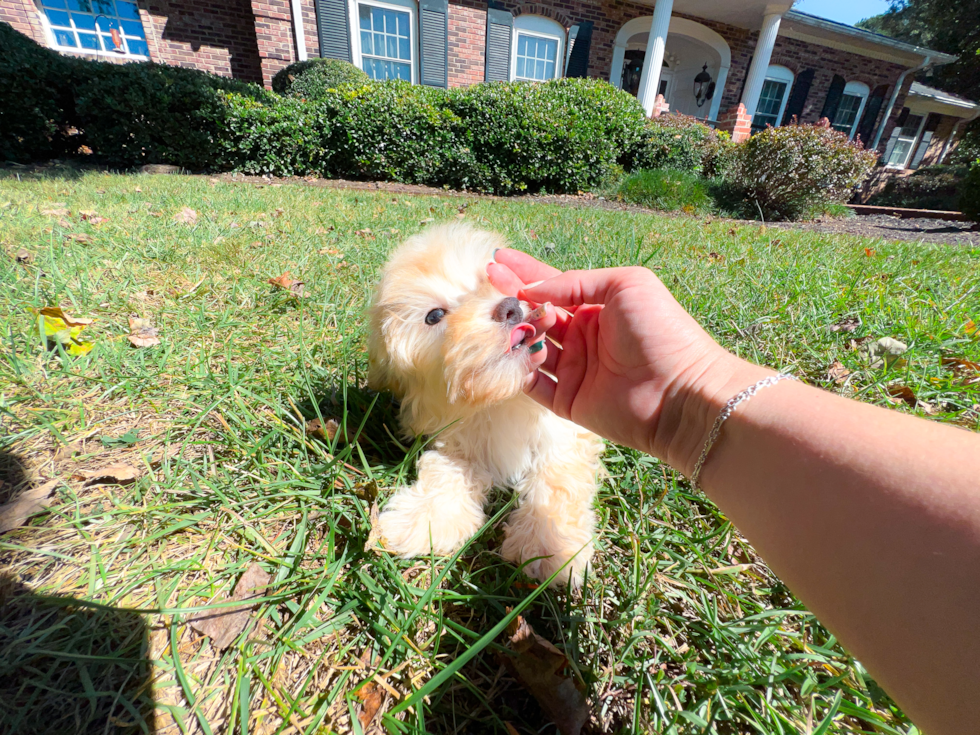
[{"left": 367, "top": 223, "right": 603, "bottom": 589}]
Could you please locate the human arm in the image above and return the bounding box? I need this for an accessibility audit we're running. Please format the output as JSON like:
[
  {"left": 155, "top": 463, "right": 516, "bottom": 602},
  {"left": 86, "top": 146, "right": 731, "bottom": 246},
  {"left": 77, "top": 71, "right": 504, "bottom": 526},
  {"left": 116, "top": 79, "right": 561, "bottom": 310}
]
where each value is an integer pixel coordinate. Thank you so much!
[{"left": 489, "top": 249, "right": 980, "bottom": 735}]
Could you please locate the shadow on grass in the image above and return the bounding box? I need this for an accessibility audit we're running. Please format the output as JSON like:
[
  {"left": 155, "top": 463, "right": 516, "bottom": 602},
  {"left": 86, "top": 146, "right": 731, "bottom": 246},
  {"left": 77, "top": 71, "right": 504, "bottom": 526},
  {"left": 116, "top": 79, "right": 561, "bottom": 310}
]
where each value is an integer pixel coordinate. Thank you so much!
[{"left": 0, "top": 160, "right": 95, "bottom": 182}]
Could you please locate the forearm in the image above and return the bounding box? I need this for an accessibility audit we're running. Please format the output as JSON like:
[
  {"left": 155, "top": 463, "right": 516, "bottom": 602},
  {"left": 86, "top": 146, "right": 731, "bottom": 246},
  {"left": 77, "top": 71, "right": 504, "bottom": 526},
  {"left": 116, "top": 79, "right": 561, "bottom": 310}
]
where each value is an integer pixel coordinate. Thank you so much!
[{"left": 670, "top": 359, "right": 980, "bottom": 735}]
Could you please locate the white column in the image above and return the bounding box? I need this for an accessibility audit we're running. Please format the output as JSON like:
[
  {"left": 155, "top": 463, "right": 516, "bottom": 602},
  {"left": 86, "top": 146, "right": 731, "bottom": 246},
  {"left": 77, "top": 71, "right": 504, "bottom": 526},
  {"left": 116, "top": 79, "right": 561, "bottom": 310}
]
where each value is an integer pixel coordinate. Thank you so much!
[
  {"left": 740, "top": 12, "right": 782, "bottom": 119},
  {"left": 708, "top": 64, "right": 729, "bottom": 122},
  {"left": 290, "top": 0, "right": 308, "bottom": 61},
  {"left": 636, "top": 0, "right": 673, "bottom": 117},
  {"left": 609, "top": 43, "right": 627, "bottom": 89}
]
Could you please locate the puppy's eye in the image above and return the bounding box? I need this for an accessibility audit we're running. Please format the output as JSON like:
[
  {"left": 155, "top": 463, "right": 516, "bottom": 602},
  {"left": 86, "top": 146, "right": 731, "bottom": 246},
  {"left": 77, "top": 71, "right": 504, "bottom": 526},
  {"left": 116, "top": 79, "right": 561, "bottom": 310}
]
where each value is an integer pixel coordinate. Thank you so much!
[{"left": 425, "top": 308, "right": 446, "bottom": 325}]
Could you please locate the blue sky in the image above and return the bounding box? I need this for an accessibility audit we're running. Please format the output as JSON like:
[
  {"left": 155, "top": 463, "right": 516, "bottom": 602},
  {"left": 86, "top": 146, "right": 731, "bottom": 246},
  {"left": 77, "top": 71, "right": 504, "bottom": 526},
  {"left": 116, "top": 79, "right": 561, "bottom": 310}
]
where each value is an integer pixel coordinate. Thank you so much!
[{"left": 793, "top": 0, "right": 892, "bottom": 26}]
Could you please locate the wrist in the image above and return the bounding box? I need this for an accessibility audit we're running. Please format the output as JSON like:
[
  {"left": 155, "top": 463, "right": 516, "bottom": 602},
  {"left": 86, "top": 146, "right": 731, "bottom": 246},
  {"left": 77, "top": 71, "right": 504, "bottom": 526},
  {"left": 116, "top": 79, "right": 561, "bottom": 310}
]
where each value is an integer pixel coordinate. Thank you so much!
[{"left": 653, "top": 351, "right": 774, "bottom": 478}]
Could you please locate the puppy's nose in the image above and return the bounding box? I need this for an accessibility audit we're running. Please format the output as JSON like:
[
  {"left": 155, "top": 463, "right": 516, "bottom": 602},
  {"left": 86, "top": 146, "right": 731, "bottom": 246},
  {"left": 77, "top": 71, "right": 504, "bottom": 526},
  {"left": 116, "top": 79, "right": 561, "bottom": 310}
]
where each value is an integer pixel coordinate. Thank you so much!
[{"left": 492, "top": 296, "right": 523, "bottom": 326}]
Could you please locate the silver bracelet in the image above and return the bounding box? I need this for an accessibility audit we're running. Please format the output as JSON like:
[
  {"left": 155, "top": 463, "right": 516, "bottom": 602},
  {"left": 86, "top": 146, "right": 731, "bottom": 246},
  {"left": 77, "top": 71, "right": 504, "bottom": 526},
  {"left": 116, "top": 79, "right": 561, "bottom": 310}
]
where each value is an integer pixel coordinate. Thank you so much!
[{"left": 690, "top": 374, "right": 799, "bottom": 488}]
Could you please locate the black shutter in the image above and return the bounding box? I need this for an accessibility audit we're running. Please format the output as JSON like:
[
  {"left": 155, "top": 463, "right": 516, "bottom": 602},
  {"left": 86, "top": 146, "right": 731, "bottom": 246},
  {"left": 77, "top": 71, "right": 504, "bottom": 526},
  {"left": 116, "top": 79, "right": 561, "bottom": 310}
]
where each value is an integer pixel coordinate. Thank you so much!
[
  {"left": 315, "top": 0, "right": 352, "bottom": 62},
  {"left": 419, "top": 0, "right": 448, "bottom": 87},
  {"left": 485, "top": 6, "right": 513, "bottom": 82},
  {"left": 782, "top": 68, "right": 814, "bottom": 124},
  {"left": 565, "top": 21, "right": 592, "bottom": 78},
  {"left": 895, "top": 107, "right": 909, "bottom": 129},
  {"left": 924, "top": 112, "right": 941, "bottom": 133},
  {"left": 855, "top": 84, "right": 888, "bottom": 146},
  {"left": 820, "top": 74, "right": 846, "bottom": 122}
]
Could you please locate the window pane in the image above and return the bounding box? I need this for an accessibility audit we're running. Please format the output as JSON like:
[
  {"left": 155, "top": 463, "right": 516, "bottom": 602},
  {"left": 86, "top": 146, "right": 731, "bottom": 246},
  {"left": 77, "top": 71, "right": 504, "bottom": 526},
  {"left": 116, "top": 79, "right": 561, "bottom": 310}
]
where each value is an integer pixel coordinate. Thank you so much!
[
  {"left": 127, "top": 38, "right": 148, "bottom": 56},
  {"left": 900, "top": 115, "right": 923, "bottom": 137},
  {"left": 516, "top": 57, "right": 525, "bottom": 78},
  {"left": 46, "top": 8, "right": 71, "bottom": 26},
  {"left": 92, "top": 0, "right": 114, "bottom": 14},
  {"left": 67, "top": 0, "right": 92, "bottom": 12},
  {"left": 359, "top": 4, "right": 371, "bottom": 26},
  {"left": 392, "top": 61, "right": 410, "bottom": 80},
  {"left": 887, "top": 139, "right": 913, "bottom": 166},
  {"left": 78, "top": 31, "right": 99, "bottom": 49},
  {"left": 42, "top": 0, "right": 69, "bottom": 9},
  {"left": 360, "top": 29, "right": 373, "bottom": 55},
  {"left": 54, "top": 28, "right": 77, "bottom": 46},
  {"left": 398, "top": 36, "right": 409, "bottom": 60},
  {"left": 121, "top": 19, "right": 144, "bottom": 37},
  {"left": 515, "top": 32, "right": 557, "bottom": 81},
  {"left": 71, "top": 12, "right": 95, "bottom": 29},
  {"left": 832, "top": 93, "right": 862, "bottom": 134},
  {"left": 115, "top": 0, "right": 140, "bottom": 19}
]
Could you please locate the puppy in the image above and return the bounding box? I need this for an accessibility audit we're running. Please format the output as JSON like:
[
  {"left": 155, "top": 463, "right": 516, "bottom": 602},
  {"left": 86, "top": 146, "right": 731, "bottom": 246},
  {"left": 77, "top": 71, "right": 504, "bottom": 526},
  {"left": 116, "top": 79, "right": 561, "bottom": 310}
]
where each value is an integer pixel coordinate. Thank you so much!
[{"left": 367, "top": 223, "right": 603, "bottom": 588}]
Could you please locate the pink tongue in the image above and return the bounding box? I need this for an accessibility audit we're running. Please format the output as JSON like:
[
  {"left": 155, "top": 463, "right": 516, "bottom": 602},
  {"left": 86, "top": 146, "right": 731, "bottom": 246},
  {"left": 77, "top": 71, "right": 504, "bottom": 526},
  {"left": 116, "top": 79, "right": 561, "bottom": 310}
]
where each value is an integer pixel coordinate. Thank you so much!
[{"left": 509, "top": 323, "right": 535, "bottom": 349}]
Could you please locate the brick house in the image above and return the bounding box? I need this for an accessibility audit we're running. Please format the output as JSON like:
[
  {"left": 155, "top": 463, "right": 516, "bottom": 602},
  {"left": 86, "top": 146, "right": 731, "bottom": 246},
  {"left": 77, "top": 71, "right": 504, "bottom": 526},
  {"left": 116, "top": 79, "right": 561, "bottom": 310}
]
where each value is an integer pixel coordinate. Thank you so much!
[{"left": 4, "top": 0, "right": 978, "bottom": 168}]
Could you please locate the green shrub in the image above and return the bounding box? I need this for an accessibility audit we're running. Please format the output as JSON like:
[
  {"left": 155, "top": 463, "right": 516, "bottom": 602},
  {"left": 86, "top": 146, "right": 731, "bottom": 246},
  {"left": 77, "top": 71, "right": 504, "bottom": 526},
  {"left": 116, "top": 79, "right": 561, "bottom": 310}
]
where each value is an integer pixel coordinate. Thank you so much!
[
  {"left": 624, "top": 113, "right": 730, "bottom": 176},
  {"left": 615, "top": 169, "right": 714, "bottom": 214},
  {"left": 74, "top": 62, "right": 267, "bottom": 169},
  {"left": 725, "top": 121, "right": 877, "bottom": 220},
  {"left": 960, "top": 159, "right": 980, "bottom": 222},
  {"left": 867, "top": 164, "right": 969, "bottom": 211},
  {"left": 0, "top": 22, "right": 78, "bottom": 162},
  {"left": 271, "top": 58, "right": 370, "bottom": 98}
]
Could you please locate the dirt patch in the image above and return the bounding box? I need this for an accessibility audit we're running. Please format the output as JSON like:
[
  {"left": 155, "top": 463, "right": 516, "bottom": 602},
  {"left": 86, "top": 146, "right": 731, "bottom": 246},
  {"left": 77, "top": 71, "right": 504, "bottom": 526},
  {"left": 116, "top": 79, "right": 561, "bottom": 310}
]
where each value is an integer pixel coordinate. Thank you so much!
[{"left": 766, "top": 213, "right": 980, "bottom": 247}]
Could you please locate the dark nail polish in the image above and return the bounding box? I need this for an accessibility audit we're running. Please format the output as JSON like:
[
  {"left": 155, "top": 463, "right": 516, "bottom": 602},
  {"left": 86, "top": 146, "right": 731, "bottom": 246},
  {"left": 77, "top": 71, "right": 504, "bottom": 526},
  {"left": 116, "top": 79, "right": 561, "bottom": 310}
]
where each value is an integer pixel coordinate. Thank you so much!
[{"left": 529, "top": 340, "right": 545, "bottom": 354}]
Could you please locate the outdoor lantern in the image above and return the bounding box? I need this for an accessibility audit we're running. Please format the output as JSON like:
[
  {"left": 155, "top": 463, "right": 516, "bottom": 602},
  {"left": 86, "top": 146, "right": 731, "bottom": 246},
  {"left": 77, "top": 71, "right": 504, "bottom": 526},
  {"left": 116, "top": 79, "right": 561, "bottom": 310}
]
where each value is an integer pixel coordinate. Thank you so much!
[{"left": 694, "top": 64, "right": 713, "bottom": 107}]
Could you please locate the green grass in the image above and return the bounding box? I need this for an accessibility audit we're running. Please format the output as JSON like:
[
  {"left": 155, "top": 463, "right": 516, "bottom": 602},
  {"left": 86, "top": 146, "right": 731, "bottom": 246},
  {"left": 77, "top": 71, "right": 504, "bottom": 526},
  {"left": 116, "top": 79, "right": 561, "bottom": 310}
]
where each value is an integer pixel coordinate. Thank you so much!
[
  {"left": 614, "top": 169, "right": 717, "bottom": 216},
  {"left": 1, "top": 169, "right": 978, "bottom": 735}
]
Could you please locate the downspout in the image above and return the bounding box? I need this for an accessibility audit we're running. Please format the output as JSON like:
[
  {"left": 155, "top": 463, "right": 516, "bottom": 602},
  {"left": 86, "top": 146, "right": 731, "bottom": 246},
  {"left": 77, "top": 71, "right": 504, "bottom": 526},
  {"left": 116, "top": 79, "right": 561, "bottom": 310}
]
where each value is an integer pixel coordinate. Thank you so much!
[
  {"left": 938, "top": 108, "right": 980, "bottom": 164},
  {"left": 291, "top": 0, "right": 309, "bottom": 62},
  {"left": 872, "top": 55, "right": 931, "bottom": 150}
]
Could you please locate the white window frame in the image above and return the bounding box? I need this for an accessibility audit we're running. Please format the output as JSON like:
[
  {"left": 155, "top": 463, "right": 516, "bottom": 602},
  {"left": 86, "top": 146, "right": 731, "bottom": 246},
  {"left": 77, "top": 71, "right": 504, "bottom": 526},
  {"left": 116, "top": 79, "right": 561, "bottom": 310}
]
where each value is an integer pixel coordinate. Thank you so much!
[
  {"left": 34, "top": 0, "right": 149, "bottom": 61},
  {"left": 753, "top": 64, "right": 795, "bottom": 128},
  {"left": 511, "top": 15, "right": 565, "bottom": 82},
  {"left": 884, "top": 112, "right": 927, "bottom": 169},
  {"left": 349, "top": 0, "right": 418, "bottom": 84},
  {"left": 832, "top": 81, "right": 870, "bottom": 140}
]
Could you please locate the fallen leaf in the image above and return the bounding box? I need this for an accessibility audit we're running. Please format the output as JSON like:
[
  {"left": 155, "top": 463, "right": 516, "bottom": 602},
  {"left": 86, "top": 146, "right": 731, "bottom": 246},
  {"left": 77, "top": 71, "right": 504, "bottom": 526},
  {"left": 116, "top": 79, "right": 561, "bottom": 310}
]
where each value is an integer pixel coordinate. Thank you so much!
[
  {"left": 942, "top": 357, "right": 980, "bottom": 385},
  {"left": 829, "top": 315, "right": 860, "bottom": 333},
  {"left": 420, "top": 218, "right": 434, "bottom": 225},
  {"left": 708, "top": 251, "right": 724, "bottom": 263},
  {"left": 80, "top": 210, "right": 108, "bottom": 225},
  {"left": 54, "top": 442, "right": 82, "bottom": 462},
  {"left": 318, "top": 248, "right": 343, "bottom": 256},
  {"left": 504, "top": 724, "right": 521, "bottom": 735},
  {"left": 528, "top": 229, "right": 538, "bottom": 240},
  {"left": 826, "top": 360, "right": 851, "bottom": 384},
  {"left": 14, "top": 248, "right": 32, "bottom": 263},
  {"left": 306, "top": 417, "right": 342, "bottom": 442},
  {"left": 34, "top": 306, "right": 95, "bottom": 355},
  {"left": 861, "top": 337, "right": 907, "bottom": 369},
  {"left": 500, "top": 616, "right": 589, "bottom": 735},
  {"left": 67, "top": 233, "right": 93, "bottom": 244},
  {"left": 0, "top": 479, "right": 61, "bottom": 533},
  {"left": 174, "top": 207, "right": 198, "bottom": 225},
  {"left": 728, "top": 227, "right": 738, "bottom": 236},
  {"left": 354, "top": 228, "right": 374, "bottom": 239},
  {"left": 356, "top": 681, "right": 384, "bottom": 731},
  {"left": 864, "top": 248, "right": 876, "bottom": 257},
  {"left": 78, "top": 463, "right": 140, "bottom": 485},
  {"left": 365, "top": 502, "right": 383, "bottom": 553},
  {"left": 127, "top": 316, "right": 161, "bottom": 348},
  {"left": 964, "top": 319, "right": 978, "bottom": 338},
  {"left": 273, "top": 207, "right": 284, "bottom": 218},
  {"left": 268, "top": 272, "right": 305, "bottom": 297},
  {"left": 134, "top": 186, "right": 143, "bottom": 193},
  {"left": 886, "top": 384, "right": 917, "bottom": 407},
  {"left": 188, "top": 563, "right": 271, "bottom": 649},
  {"left": 41, "top": 206, "right": 69, "bottom": 216}
]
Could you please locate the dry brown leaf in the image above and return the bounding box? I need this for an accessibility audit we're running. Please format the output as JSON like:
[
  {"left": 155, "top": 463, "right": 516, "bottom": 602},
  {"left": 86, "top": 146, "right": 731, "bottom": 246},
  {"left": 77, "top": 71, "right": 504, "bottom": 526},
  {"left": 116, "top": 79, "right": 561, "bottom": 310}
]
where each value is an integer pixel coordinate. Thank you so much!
[
  {"left": 826, "top": 360, "right": 851, "bottom": 384},
  {"left": 354, "top": 229, "right": 375, "bottom": 240},
  {"left": 67, "top": 233, "right": 94, "bottom": 244},
  {"left": 942, "top": 356, "right": 980, "bottom": 384},
  {"left": 306, "top": 417, "right": 342, "bottom": 442},
  {"left": 500, "top": 616, "right": 589, "bottom": 735},
  {"left": 356, "top": 681, "right": 384, "bottom": 731},
  {"left": 14, "top": 248, "right": 32, "bottom": 263},
  {"left": 273, "top": 207, "right": 284, "bottom": 217},
  {"left": 268, "top": 272, "right": 305, "bottom": 297},
  {"left": 188, "top": 563, "right": 271, "bottom": 649},
  {"left": 708, "top": 251, "right": 724, "bottom": 263},
  {"left": 41, "top": 206, "right": 69, "bottom": 217},
  {"left": 504, "top": 724, "right": 521, "bottom": 735},
  {"left": 318, "top": 248, "right": 343, "bottom": 256},
  {"left": 127, "top": 317, "right": 161, "bottom": 348},
  {"left": 0, "top": 479, "right": 61, "bottom": 533},
  {"left": 78, "top": 463, "right": 140, "bottom": 485},
  {"left": 174, "top": 206, "right": 198, "bottom": 225},
  {"left": 365, "top": 502, "right": 383, "bottom": 553},
  {"left": 830, "top": 316, "right": 860, "bottom": 333},
  {"left": 54, "top": 442, "right": 82, "bottom": 462},
  {"left": 886, "top": 384, "right": 917, "bottom": 407},
  {"left": 80, "top": 210, "right": 108, "bottom": 225},
  {"left": 39, "top": 306, "right": 94, "bottom": 328}
]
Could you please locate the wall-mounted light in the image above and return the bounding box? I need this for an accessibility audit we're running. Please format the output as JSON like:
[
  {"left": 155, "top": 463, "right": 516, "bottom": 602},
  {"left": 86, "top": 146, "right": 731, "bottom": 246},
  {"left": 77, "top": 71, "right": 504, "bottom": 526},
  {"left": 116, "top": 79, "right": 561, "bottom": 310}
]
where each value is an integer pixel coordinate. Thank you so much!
[{"left": 694, "top": 63, "right": 713, "bottom": 107}]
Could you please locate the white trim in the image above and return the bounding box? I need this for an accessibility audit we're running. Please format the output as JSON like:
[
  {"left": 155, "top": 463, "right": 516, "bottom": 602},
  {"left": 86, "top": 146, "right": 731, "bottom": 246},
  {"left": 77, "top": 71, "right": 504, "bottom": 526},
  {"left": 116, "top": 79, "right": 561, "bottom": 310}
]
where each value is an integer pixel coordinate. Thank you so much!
[
  {"left": 34, "top": 0, "right": 149, "bottom": 61},
  {"left": 291, "top": 0, "right": 308, "bottom": 61},
  {"left": 349, "top": 0, "right": 418, "bottom": 84},
  {"left": 833, "top": 81, "right": 870, "bottom": 140},
  {"left": 511, "top": 15, "right": 564, "bottom": 82},
  {"left": 753, "top": 64, "right": 793, "bottom": 127}
]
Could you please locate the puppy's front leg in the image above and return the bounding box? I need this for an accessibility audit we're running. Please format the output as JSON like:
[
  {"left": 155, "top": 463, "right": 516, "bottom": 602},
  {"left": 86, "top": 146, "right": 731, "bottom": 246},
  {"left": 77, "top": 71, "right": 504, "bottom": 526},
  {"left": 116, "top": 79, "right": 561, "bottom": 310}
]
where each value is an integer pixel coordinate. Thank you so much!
[
  {"left": 502, "top": 439, "right": 602, "bottom": 589},
  {"left": 379, "top": 450, "right": 491, "bottom": 557}
]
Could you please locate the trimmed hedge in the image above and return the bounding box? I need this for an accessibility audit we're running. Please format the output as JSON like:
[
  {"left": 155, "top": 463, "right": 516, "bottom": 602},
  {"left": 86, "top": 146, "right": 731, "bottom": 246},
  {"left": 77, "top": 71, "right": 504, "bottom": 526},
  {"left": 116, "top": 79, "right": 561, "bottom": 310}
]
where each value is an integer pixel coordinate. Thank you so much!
[
  {"left": 626, "top": 112, "right": 732, "bottom": 176},
  {"left": 866, "top": 164, "right": 969, "bottom": 211},
  {"left": 271, "top": 58, "right": 370, "bottom": 99},
  {"left": 960, "top": 159, "right": 980, "bottom": 222}
]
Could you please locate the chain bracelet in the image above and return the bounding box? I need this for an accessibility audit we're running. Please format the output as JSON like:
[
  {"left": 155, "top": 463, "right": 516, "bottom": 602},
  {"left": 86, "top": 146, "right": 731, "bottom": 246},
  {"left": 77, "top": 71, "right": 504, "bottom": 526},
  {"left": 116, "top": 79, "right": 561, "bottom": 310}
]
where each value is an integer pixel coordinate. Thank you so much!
[{"left": 689, "top": 374, "right": 799, "bottom": 489}]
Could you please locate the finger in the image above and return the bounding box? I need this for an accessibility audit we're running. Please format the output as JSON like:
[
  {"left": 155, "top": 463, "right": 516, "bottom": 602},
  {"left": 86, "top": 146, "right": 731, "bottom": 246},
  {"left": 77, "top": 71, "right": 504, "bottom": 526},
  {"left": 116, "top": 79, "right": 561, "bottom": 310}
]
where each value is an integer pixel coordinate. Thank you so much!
[
  {"left": 487, "top": 262, "right": 527, "bottom": 297},
  {"left": 550, "top": 305, "right": 599, "bottom": 418},
  {"left": 526, "top": 302, "right": 556, "bottom": 340},
  {"left": 524, "top": 369, "right": 557, "bottom": 412},
  {"left": 527, "top": 338, "right": 548, "bottom": 369},
  {"left": 538, "top": 337, "right": 560, "bottom": 374},
  {"left": 494, "top": 248, "right": 562, "bottom": 283},
  {"left": 522, "top": 267, "right": 652, "bottom": 308}
]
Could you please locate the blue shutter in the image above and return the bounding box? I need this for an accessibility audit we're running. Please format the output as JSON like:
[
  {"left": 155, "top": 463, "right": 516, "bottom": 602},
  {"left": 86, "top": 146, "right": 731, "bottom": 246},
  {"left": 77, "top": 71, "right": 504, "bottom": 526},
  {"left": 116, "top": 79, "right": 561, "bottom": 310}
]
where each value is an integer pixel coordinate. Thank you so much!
[
  {"left": 484, "top": 6, "right": 512, "bottom": 82},
  {"left": 419, "top": 0, "right": 448, "bottom": 87},
  {"left": 315, "top": 0, "right": 352, "bottom": 62}
]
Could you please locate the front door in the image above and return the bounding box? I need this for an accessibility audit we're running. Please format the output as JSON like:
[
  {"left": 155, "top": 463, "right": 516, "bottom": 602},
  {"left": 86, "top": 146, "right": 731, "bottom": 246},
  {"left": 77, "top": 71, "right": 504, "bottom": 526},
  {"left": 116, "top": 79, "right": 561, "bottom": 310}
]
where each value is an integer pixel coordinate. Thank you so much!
[{"left": 621, "top": 50, "right": 644, "bottom": 97}]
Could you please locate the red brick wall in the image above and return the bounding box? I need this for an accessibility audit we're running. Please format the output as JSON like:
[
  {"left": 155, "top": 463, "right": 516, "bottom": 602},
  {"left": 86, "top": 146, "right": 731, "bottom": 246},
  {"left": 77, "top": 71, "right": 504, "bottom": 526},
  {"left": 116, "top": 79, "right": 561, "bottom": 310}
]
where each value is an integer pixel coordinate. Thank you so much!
[
  {"left": 250, "top": 0, "right": 296, "bottom": 85},
  {"left": 301, "top": 0, "right": 320, "bottom": 57},
  {"left": 449, "top": 0, "right": 486, "bottom": 86},
  {"left": 1, "top": 0, "right": 47, "bottom": 44}
]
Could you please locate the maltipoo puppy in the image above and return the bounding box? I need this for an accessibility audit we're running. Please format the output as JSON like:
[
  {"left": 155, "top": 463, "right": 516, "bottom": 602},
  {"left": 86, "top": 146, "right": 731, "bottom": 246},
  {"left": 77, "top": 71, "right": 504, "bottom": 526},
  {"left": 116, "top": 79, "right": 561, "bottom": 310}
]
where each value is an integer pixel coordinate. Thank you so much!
[{"left": 367, "top": 223, "right": 603, "bottom": 588}]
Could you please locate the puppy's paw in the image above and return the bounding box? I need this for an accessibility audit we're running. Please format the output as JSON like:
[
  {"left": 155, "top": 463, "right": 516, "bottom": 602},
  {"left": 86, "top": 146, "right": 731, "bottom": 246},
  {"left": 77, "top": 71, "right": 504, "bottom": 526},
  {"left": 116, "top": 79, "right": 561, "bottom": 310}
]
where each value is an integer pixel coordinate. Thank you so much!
[
  {"left": 501, "top": 532, "right": 593, "bottom": 590},
  {"left": 378, "top": 490, "right": 483, "bottom": 557}
]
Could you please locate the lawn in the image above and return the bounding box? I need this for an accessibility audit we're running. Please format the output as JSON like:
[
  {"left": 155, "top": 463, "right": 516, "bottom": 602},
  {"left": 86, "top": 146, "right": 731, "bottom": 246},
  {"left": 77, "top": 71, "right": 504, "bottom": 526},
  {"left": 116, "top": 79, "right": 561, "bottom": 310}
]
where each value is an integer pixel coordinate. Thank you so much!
[{"left": 1, "top": 169, "right": 978, "bottom": 735}]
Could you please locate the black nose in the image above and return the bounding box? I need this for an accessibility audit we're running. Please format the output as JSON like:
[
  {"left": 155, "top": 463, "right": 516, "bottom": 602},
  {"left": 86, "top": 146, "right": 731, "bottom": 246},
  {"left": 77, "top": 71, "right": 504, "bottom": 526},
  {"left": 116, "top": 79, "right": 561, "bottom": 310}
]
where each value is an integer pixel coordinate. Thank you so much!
[{"left": 492, "top": 297, "right": 523, "bottom": 326}]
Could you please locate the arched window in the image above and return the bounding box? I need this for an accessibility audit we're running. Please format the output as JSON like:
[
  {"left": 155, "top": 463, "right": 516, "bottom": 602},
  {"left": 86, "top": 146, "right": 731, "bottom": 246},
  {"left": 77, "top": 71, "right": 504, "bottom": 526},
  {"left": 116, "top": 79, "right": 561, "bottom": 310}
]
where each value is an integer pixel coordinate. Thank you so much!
[
  {"left": 352, "top": 0, "right": 418, "bottom": 82},
  {"left": 753, "top": 64, "right": 794, "bottom": 129},
  {"left": 512, "top": 15, "right": 565, "bottom": 82},
  {"left": 831, "top": 81, "right": 870, "bottom": 139}
]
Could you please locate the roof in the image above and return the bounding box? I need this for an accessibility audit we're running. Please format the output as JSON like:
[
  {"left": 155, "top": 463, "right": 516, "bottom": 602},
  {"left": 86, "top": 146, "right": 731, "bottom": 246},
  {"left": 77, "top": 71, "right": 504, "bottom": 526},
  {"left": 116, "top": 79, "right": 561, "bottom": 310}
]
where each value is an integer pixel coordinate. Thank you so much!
[
  {"left": 908, "top": 82, "right": 979, "bottom": 110},
  {"left": 783, "top": 10, "right": 958, "bottom": 66}
]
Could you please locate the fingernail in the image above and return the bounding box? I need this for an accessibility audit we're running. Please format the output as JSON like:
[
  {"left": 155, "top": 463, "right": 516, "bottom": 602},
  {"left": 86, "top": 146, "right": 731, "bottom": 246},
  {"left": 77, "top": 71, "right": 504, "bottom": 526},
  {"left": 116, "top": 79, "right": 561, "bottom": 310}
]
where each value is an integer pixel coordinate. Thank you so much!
[
  {"left": 527, "top": 304, "right": 546, "bottom": 321},
  {"left": 529, "top": 340, "right": 545, "bottom": 354},
  {"left": 492, "top": 248, "right": 499, "bottom": 262}
]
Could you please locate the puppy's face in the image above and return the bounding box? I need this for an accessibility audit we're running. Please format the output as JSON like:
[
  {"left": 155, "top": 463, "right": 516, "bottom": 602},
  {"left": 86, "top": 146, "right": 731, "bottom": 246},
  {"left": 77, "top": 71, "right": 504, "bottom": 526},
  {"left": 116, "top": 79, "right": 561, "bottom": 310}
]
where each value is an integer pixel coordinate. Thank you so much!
[{"left": 368, "top": 225, "right": 536, "bottom": 421}]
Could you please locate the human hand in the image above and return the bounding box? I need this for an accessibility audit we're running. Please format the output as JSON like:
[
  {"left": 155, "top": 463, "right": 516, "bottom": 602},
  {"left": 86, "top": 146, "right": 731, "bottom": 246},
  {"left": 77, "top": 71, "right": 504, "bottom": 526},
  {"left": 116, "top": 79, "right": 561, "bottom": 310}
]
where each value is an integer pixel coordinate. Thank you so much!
[{"left": 489, "top": 250, "right": 769, "bottom": 473}]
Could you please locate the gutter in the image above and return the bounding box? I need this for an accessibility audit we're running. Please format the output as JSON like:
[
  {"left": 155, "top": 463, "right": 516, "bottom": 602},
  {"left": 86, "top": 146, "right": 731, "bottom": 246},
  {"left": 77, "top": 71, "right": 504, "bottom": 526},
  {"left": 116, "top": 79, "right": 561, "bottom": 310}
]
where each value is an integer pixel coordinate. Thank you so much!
[
  {"left": 291, "top": 0, "right": 308, "bottom": 62},
  {"left": 872, "top": 55, "right": 932, "bottom": 150}
]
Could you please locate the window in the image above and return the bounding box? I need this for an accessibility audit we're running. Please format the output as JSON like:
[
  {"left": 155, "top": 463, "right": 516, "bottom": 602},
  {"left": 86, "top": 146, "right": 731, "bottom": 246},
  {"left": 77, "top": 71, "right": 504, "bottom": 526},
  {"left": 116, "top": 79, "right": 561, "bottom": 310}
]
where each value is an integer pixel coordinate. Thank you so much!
[
  {"left": 512, "top": 15, "right": 564, "bottom": 82},
  {"left": 352, "top": 0, "right": 416, "bottom": 82},
  {"left": 831, "top": 81, "right": 869, "bottom": 139},
  {"left": 753, "top": 65, "right": 794, "bottom": 130},
  {"left": 39, "top": 0, "right": 148, "bottom": 58},
  {"left": 885, "top": 113, "right": 925, "bottom": 168}
]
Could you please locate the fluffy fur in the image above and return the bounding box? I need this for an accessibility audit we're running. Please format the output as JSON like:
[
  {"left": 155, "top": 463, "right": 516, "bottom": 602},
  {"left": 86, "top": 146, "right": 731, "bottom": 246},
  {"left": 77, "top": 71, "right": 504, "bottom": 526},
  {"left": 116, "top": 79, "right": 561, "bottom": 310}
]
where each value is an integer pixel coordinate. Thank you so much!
[{"left": 368, "top": 224, "right": 604, "bottom": 588}]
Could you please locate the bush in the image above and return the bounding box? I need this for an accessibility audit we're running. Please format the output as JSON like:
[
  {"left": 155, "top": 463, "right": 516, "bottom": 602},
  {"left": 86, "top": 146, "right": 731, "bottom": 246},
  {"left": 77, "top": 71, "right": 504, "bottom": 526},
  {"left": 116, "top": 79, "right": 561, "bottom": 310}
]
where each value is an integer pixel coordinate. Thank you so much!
[
  {"left": 271, "top": 58, "right": 370, "bottom": 98},
  {"left": 960, "top": 159, "right": 980, "bottom": 222},
  {"left": 866, "top": 164, "right": 969, "bottom": 211},
  {"left": 0, "top": 22, "right": 78, "bottom": 162},
  {"left": 725, "top": 121, "right": 877, "bottom": 220},
  {"left": 624, "top": 113, "right": 731, "bottom": 176},
  {"left": 615, "top": 169, "right": 714, "bottom": 214}
]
